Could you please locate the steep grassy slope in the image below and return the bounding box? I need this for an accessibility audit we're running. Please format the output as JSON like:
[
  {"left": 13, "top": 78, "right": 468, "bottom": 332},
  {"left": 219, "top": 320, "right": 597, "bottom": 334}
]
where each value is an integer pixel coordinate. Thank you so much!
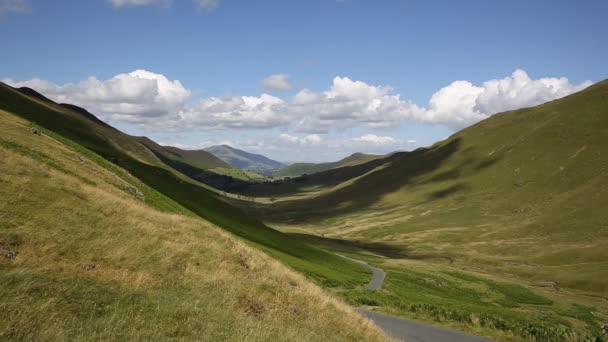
[
  {"left": 0, "top": 83, "right": 372, "bottom": 289},
  {"left": 0, "top": 109, "right": 388, "bottom": 341},
  {"left": 273, "top": 153, "right": 383, "bottom": 178},
  {"left": 245, "top": 81, "right": 608, "bottom": 340},
  {"left": 205, "top": 145, "right": 285, "bottom": 174}
]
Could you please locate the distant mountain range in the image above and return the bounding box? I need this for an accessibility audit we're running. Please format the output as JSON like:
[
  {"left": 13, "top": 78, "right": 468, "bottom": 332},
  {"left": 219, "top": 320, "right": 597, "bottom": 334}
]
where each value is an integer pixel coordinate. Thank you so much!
[{"left": 204, "top": 145, "right": 285, "bottom": 175}]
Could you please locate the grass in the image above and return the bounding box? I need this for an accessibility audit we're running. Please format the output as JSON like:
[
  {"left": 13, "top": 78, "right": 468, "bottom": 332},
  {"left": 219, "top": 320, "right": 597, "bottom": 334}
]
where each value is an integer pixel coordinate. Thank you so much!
[
  {"left": 235, "top": 80, "right": 608, "bottom": 341},
  {"left": 0, "top": 83, "right": 373, "bottom": 290},
  {"left": 0, "top": 108, "right": 389, "bottom": 341}
]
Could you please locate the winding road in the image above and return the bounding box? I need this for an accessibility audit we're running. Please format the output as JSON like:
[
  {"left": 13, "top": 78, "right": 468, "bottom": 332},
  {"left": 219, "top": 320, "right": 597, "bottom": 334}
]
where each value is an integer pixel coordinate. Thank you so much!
[{"left": 341, "top": 254, "right": 493, "bottom": 342}]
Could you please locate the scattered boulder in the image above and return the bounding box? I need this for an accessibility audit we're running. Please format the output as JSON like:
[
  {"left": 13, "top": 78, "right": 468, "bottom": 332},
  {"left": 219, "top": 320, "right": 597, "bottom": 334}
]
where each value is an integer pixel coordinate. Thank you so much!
[
  {"left": 82, "top": 263, "right": 97, "bottom": 272},
  {"left": 538, "top": 280, "right": 560, "bottom": 291},
  {"left": 5, "top": 250, "right": 18, "bottom": 260},
  {"left": 0, "top": 241, "right": 18, "bottom": 260},
  {"left": 31, "top": 128, "right": 40, "bottom": 136},
  {"left": 126, "top": 185, "right": 145, "bottom": 200}
]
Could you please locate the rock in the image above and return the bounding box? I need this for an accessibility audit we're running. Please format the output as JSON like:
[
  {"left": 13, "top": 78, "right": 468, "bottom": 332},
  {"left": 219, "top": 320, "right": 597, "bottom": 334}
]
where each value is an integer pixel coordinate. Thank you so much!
[
  {"left": 0, "top": 241, "right": 18, "bottom": 260},
  {"left": 82, "top": 264, "right": 97, "bottom": 272},
  {"left": 4, "top": 251, "right": 17, "bottom": 260},
  {"left": 31, "top": 128, "right": 40, "bottom": 135},
  {"left": 538, "top": 280, "right": 560, "bottom": 291},
  {"left": 126, "top": 185, "right": 145, "bottom": 200}
]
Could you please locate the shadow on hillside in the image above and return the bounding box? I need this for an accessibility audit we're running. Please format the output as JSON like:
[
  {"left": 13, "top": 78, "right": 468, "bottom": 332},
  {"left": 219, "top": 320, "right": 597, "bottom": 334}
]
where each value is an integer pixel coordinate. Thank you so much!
[
  {"left": 425, "top": 183, "right": 471, "bottom": 202},
  {"left": 264, "top": 138, "right": 466, "bottom": 223},
  {"left": 287, "top": 233, "right": 438, "bottom": 260},
  {"left": 242, "top": 152, "right": 405, "bottom": 197}
]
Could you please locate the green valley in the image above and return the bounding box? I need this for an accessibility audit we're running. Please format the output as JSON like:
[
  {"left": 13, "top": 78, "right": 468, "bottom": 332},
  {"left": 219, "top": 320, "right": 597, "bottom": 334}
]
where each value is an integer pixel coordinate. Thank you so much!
[{"left": 230, "top": 80, "right": 608, "bottom": 341}]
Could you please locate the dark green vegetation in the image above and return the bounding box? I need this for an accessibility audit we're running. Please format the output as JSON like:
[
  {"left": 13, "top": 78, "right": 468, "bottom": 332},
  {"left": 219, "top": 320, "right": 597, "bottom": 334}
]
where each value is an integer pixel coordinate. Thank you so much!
[
  {"left": 204, "top": 144, "right": 285, "bottom": 175},
  {"left": 0, "top": 83, "right": 371, "bottom": 289},
  {"left": 236, "top": 81, "right": 608, "bottom": 341},
  {"left": 273, "top": 152, "right": 383, "bottom": 178}
]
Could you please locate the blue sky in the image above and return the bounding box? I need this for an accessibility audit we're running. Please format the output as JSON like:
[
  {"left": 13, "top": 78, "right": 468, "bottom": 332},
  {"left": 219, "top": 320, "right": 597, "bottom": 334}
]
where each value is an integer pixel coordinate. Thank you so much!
[{"left": 1, "top": 0, "right": 606, "bottom": 162}]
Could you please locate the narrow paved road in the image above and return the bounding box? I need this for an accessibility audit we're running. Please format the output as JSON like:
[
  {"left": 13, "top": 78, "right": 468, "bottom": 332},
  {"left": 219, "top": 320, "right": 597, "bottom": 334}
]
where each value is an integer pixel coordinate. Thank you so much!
[
  {"left": 358, "top": 309, "right": 493, "bottom": 342},
  {"left": 338, "top": 254, "right": 385, "bottom": 290},
  {"left": 341, "top": 254, "right": 493, "bottom": 342}
]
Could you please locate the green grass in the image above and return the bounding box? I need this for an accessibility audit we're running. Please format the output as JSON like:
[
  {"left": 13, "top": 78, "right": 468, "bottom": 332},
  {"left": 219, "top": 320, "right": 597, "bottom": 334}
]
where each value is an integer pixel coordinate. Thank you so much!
[
  {"left": 0, "top": 83, "right": 372, "bottom": 289},
  {"left": 0, "top": 104, "right": 388, "bottom": 341},
  {"left": 237, "top": 81, "right": 608, "bottom": 340}
]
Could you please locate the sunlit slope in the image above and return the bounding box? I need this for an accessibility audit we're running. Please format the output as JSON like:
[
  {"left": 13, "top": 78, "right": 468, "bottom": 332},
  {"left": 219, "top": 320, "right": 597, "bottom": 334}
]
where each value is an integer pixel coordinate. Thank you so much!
[
  {"left": 271, "top": 80, "right": 608, "bottom": 293},
  {"left": 0, "top": 82, "right": 371, "bottom": 288},
  {"left": 0, "top": 109, "right": 387, "bottom": 341}
]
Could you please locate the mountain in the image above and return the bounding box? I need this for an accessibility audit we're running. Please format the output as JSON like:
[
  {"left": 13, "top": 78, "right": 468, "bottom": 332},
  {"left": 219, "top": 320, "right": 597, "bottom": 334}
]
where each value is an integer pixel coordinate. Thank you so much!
[
  {"left": 162, "top": 145, "right": 232, "bottom": 169},
  {"left": 273, "top": 153, "right": 383, "bottom": 178},
  {"left": 0, "top": 82, "right": 389, "bottom": 340},
  {"left": 204, "top": 145, "right": 285, "bottom": 175},
  {"left": 242, "top": 80, "right": 608, "bottom": 340}
]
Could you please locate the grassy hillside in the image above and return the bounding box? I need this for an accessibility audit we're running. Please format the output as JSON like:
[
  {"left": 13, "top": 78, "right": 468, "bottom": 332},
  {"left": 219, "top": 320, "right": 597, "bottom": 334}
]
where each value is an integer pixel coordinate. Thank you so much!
[
  {"left": 243, "top": 81, "right": 608, "bottom": 340},
  {"left": 205, "top": 145, "right": 285, "bottom": 175},
  {"left": 0, "top": 83, "right": 373, "bottom": 290},
  {"left": 162, "top": 145, "right": 233, "bottom": 169},
  {"left": 0, "top": 108, "right": 388, "bottom": 341},
  {"left": 161, "top": 145, "right": 268, "bottom": 182},
  {"left": 273, "top": 153, "right": 383, "bottom": 178},
  {"left": 239, "top": 152, "right": 403, "bottom": 198}
]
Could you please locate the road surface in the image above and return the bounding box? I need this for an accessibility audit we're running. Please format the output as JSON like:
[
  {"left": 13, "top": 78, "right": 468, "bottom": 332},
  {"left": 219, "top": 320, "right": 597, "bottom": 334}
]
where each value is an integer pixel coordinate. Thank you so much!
[
  {"left": 341, "top": 254, "right": 493, "bottom": 341},
  {"left": 359, "top": 309, "right": 493, "bottom": 342},
  {"left": 339, "top": 254, "right": 385, "bottom": 290}
]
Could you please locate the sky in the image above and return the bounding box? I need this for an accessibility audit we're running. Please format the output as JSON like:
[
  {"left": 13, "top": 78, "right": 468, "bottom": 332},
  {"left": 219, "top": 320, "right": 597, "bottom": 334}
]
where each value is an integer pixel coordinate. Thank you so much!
[{"left": 1, "top": 0, "right": 606, "bottom": 162}]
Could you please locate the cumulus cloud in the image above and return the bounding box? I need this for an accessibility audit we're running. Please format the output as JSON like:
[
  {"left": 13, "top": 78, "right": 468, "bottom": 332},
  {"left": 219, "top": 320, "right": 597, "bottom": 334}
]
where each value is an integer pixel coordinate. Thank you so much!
[
  {"left": 261, "top": 74, "right": 292, "bottom": 91},
  {"left": 109, "top": 0, "right": 170, "bottom": 7},
  {"left": 0, "top": 0, "right": 29, "bottom": 17},
  {"left": 3, "top": 70, "right": 190, "bottom": 122},
  {"left": 194, "top": 0, "right": 219, "bottom": 11},
  {"left": 169, "top": 93, "right": 288, "bottom": 130},
  {"left": 289, "top": 77, "right": 424, "bottom": 132},
  {"left": 3, "top": 69, "right": 592, "bottom": 133},
  {"left": 417, "top": 69, "right": 593, "bottom": 129}
]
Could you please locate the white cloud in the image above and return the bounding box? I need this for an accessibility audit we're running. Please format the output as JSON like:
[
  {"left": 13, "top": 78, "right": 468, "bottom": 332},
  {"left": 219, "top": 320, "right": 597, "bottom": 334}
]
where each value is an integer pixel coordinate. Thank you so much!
[
  {"left": 194, "top": 0, "right": 219, "bottom": 11},
  {"left": 109, "top": 0, "right": 170, "bottom": 7},
  {"left": 4, "top": 69, "right": 592, "bottom": 133},
  {"left": 278, "top": 133, "right": 322, "bottom": 146},
  {"left": 351, "top": 134, "right": 397, "bottom": 145},
  {"left": 0, "top": 0, "right": 29, "bottom": 17},
  {"left": 165, "top": 93, "right": 288, "bottom": 131},
  {"left": 261, "top": 74, "right": 291, "bottom": 91},
  {"left": 3, "top": 70, "right": 190, "bottom": 122},
  {"left": 289, "top": 77, "right": 424, "bottom": 133},
  {"left": 417, "top": 69, "right": 593, "bottom": 129}
]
